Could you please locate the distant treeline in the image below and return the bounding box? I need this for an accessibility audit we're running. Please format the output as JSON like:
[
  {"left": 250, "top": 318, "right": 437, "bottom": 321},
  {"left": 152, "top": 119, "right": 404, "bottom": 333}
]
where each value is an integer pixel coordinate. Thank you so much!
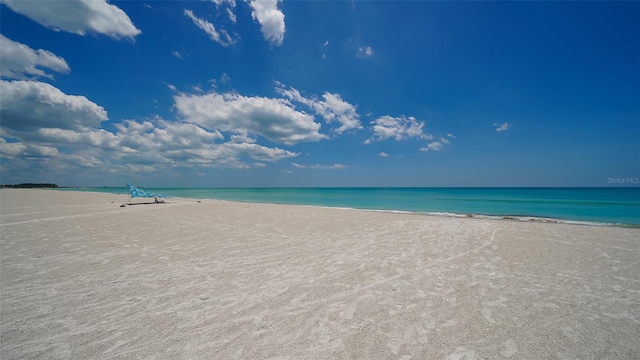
[{"left": 1, "top": 183, "right": 59, "bottom": 188}]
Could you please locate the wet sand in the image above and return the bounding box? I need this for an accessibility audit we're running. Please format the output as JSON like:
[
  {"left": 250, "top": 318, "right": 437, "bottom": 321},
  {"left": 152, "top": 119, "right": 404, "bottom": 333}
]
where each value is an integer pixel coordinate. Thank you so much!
[{"left": 1, "top": 189, "right": 638, "bottom": 359}]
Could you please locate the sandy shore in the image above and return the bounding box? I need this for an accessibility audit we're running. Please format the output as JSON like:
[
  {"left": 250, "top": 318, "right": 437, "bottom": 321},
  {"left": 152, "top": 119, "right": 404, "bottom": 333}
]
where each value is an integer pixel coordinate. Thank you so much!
[{"left": 1, "top": 189, "right": 638, "bottom": 359}]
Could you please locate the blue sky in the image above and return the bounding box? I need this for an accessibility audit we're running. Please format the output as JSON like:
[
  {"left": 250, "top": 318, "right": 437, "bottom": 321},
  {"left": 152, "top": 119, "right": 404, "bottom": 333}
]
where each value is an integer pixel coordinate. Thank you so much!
[{"left": 1, "top": 0, "right": 638, "bottom": 187}]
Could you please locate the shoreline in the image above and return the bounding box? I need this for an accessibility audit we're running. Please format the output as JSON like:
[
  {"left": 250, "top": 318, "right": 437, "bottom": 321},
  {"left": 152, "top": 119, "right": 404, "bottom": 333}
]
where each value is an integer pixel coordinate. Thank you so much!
[
  {"left": 6, "top": 188, "right": 631, "bottom": 229},
  {"left": 50, "top": 188, "right": 637, "bottom": 228}
]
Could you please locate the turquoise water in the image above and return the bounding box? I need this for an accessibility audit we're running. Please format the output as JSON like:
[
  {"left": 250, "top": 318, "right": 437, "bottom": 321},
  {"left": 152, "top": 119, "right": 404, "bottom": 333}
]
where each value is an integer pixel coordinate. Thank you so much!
[{"left": 61, "top": 187, "right": 640, "bottom": 226}]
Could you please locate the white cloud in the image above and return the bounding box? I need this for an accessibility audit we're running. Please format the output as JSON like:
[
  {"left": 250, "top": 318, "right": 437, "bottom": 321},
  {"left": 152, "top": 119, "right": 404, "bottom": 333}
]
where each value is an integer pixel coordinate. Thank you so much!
[
  {"left": 174, "top": 91, "right": 327, "bottom": 145},
  {"left": 379, "top": 152, "right": 389, "bottom": 157},
  {"left": 184, "top": 9, "right": 235, "bottom": 47},
  {"left": 0, "top": 35, "right": 70, "bottom": 80},
  {"left": 420, "top": 135, "right": 453, "bottom": 152},
  {"left": 212, "top": 0, "right": 236, "bottom": 6},
  {"left": 210, "top": 0, "right": 237, "bottom": 23},
  {"left": 69, "top": 153, "right": 105, "bottom": 168},
  {"left": 247, "top": 0, "right": 285, "bottom": 46},
  {"left": 276, "top": 84, "right": 362, "bottom": 134},
  {"left": 420, "top": 141, "right": 443, "bottom": 152},
  {"left": 5, "top": 113, "right": 299, "bottom": 172},
  {"left": 215, "top": 142, "right": 298, "bottom": 162},
  {"left": 166, "top": 83, "right": 177, "bottom": 91},
  {"left": 493, "top": 122, "right": 510, "bottom": 132},
  {"left": 292, "top": 163, "right": 346, "bottom": 170},
  {"left": 323, "top": 40, "right": 329, "bottom": 46},
  {"left": 0, "top": 137, "right": 58, "bottom": 158},
  {"left": 318, "top": 93, "right": 362, "bottom": 133},
  {"left": 220, "top": 72, "right": 231, "bottom": 84},
  {"left": 0, "top": 0, "right": 140, "bottom": 39},
  {"left": 357, "top": 46, "right": 373, "bottom": 57},
  {"left": 226, "top": 7, "right": 237, "bottom": 23},
  {"left": 0, "top": 79, "right": 370, "bottom": 177},
  {"left": 366, "top": 115, "right": 431, "bottom": 143},
  {"left": 112, "top": 119, "right": 224, "bottom": 153},
  {"left": 0, "top": 80, "right": 108, "bottom": 138},
  {"left": 171, "top": 50, "right": 184, "bottom": 59}
]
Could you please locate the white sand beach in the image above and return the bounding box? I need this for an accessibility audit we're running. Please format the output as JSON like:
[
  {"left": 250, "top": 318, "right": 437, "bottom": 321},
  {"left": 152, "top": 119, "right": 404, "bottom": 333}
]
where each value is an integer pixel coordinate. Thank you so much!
[{"left": 1, "top": 189, "right": 638, "bottom": 359}]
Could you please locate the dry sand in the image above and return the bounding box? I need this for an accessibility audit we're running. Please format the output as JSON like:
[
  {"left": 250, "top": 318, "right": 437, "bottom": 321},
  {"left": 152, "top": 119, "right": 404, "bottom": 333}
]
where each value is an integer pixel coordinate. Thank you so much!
[{"left": 1, "top": 189, "right": 638, "bottom": 359}]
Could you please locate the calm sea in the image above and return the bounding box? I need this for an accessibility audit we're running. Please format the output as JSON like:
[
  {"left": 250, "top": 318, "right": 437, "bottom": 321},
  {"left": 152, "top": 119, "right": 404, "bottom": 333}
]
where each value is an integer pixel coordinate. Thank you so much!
[{"left": 62, "top": 187, "right": 640, "bottom": 226}]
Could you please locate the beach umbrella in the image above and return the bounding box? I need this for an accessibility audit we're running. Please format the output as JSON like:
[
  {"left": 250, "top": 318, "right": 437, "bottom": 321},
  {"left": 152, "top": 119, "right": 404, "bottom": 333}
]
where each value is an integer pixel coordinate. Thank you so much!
[{"left": 126, "top": 183, "right": 169, "bottom": 204}]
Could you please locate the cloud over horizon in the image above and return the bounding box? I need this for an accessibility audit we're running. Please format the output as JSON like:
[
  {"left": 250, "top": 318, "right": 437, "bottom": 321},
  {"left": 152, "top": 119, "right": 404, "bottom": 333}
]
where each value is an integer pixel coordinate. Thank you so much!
[
  {"left": 174, "top": 90, "right": 328, "bottom": 145},
  {"left": 291, "top": 162, "right": 346, "bottom": 170}
]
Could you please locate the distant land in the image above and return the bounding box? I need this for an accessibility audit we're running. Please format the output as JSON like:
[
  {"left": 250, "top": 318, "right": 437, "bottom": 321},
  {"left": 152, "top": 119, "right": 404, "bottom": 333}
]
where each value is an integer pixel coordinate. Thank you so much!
[{"left": 1, "top": 183, "right": 59, "bottom": 189}]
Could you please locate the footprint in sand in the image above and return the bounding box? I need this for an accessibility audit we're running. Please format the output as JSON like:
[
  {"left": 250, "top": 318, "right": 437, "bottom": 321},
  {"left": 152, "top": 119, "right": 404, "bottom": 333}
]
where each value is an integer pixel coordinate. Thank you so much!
[
  {"left": 501, "top": 339, "right": 518, "bottom": 358},
  {"left": 447, "top": 346, "right": 476, "bottom": 360},
  {"left": 481, "top": 308, "right": 495, "bottom": 324}
]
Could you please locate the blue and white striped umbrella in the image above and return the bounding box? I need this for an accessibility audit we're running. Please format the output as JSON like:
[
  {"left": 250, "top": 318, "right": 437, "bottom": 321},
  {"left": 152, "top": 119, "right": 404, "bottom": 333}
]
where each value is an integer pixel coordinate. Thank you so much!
[{"left": 127, "top": 183, "right": 168, "bottom": 199}]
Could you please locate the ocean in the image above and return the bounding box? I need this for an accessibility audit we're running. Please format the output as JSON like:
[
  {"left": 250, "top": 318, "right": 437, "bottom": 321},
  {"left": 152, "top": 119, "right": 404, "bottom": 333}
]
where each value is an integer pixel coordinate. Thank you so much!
[{"left": 62, "top": 187, "right": 640, "bottom": 226}]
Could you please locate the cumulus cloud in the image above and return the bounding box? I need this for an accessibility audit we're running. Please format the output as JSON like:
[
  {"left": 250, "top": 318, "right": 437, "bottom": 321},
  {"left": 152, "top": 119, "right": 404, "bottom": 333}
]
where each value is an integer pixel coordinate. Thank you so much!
[
  {"left": 276, "top": 84, "right": 362, "bottom": 134},
  {"left": 291, "top": 163, "right": 346, "bottom": 170},
  {"left": 0, "top": 0, "right": 140, "bottom": 39},
  {"left": 4, "top": 113, "right": 300, "bottom": 173},
  {"left": 0, "top": 35, "right": 70, "bottom": 80},
  {"left": 0, "top": 80, "right": 108, "bottom": 138},
  {"left": 420, "top": 141, "right": 443, "bottom": 152},
  {"left": 366, "top": 115, "right": 431, "bottom": 143},
  {"left": 0, "top": 79, "right": 366, "bottom": 177},
  {"left": 247, "top": 0, "right": 285, "bottom": 46},
  {"left": 379, "top": 152, "right": 389, "bottom": 157},
  {"left": 174, "top": 91, "right": 326, "bottom": 145},
  {"left": 0, "top": 137, "right": 58, "bottom": 158},
  {"left": 318, "top": 93, "right": 362, "bottom": 133},
  {"left": 185, "top": 9, "right": 235, "bottom": 47},
  {"left": 112, "top": 119, "right": 224, "bottom": 153},
  {"left": 493, "top": 122, "right": 510, "bottom": 132}
]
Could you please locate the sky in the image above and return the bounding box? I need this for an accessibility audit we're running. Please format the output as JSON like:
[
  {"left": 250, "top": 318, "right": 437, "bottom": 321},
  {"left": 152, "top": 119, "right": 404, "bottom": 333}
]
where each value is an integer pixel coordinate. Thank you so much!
[{"left": 0, "top": 0, "right": 638, "bottom": 187}]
